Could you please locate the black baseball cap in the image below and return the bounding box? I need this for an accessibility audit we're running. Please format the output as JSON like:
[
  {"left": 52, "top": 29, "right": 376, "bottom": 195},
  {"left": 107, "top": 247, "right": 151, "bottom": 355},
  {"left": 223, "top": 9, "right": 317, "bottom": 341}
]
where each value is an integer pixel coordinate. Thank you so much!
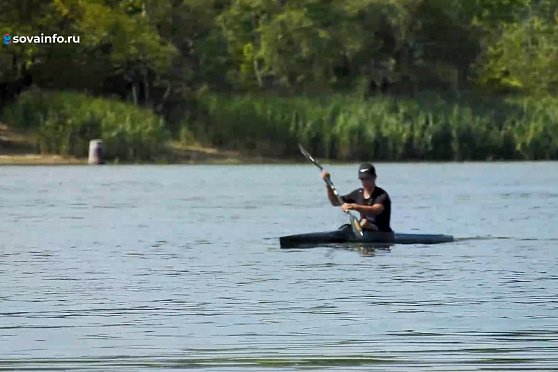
[{"left": 358, "top": 163, "right": 376, "bottom": 180}]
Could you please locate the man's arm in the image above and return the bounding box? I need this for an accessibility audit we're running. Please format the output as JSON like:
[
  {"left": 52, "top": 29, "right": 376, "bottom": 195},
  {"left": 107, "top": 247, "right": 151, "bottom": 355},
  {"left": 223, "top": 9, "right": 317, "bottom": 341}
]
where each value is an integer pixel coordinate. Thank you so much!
[
  {"left": 326, "top": 185, "right": 342, "bottom": 206},
  {"left": 347, "top": 203, "right": 384, "bottom": 216},
  {"left": 321, "top": 170, "right": 349, "bottom": 206},
  {"left": 343, "top": 193, "right": 388, "bottom": 216}
]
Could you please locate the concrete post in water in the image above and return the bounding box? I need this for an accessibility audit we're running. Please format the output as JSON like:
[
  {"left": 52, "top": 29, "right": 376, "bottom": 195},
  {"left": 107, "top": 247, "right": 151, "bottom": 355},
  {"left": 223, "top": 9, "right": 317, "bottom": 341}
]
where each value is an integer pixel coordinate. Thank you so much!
[{"left": 88, "top": 139, "right": 105, "bottom": 165}]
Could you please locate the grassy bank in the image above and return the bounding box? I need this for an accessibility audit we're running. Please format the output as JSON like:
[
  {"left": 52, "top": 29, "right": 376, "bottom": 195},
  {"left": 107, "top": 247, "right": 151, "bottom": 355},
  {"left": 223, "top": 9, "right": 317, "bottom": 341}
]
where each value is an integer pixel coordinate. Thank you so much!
[
  {"left": 193, "top": 93, "right": 558, "bottom": 161},
  {"left": 0, "top": 120, "right": 272, "bottom": 165},
  {"left": 2, "top": 90, "right": 170, "bottom": 162},
  {"left": 2, "top": 90, "right": 557, "bottom": 163}
]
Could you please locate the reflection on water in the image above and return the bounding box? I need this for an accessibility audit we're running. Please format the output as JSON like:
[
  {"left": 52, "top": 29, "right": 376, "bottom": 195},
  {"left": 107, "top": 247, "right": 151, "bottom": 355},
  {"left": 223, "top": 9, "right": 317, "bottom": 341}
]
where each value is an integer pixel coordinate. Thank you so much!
[{"left": 1, "top": 163, "right": 558, "bottom": 370}]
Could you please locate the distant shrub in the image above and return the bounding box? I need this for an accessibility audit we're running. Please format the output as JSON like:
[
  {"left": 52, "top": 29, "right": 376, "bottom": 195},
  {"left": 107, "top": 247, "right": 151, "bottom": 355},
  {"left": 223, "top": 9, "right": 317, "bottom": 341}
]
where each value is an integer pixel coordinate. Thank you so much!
[{"left": 3, "top": 90, "right": 170, "bottom": 161}]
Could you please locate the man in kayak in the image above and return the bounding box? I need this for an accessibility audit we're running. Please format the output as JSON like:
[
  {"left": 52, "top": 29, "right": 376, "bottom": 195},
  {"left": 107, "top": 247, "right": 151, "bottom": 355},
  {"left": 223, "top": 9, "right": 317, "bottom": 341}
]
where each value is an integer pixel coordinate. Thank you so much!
[{"left": 322, "top": 163, "right": 392, "bottom": 232}]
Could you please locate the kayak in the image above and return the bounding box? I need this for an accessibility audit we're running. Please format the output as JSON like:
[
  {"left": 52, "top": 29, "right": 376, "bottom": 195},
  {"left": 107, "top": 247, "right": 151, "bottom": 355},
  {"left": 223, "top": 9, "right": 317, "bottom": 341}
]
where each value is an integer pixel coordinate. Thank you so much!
[{"left": 280, "top": 225, "right": 454, "bottom": 248}]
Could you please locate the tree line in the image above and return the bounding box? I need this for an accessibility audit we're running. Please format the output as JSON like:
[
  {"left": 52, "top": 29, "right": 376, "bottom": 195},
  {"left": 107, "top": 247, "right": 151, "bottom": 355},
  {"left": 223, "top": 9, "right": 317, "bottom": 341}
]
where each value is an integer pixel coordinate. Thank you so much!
[{"left": 0, "top": 0, "right": 557, "bottom": 160}]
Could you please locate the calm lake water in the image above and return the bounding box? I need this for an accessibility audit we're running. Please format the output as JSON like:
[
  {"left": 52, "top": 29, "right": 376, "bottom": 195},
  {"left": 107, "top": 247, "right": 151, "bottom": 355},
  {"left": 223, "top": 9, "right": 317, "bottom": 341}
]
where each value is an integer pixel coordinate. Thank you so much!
[{"left": 1, "top": 162, "right": 557, "bottom": 371}]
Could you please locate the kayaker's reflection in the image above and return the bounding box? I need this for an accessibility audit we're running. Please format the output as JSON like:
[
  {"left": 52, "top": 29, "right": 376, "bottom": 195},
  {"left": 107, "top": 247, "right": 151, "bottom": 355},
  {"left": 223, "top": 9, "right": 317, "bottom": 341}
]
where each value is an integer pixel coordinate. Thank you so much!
[
  {"left": 357, "top": 246, "right": 375, "bottom": 256},
  {"left": 360, "top": 244, "right": 393, "bottom": 256},
  {"left": 321, "top": 163, "right": 393, "bottom": 233}
]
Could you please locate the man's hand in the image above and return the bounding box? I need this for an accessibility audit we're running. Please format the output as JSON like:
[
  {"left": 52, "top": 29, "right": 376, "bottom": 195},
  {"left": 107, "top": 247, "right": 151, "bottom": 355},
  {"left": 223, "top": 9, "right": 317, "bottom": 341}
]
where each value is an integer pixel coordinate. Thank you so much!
[
  {"left": 341, "top": 203, "right": 356, "bottom": 212},
  {"left": 321, "top": 170, "right": 330, "bottom": 181}
]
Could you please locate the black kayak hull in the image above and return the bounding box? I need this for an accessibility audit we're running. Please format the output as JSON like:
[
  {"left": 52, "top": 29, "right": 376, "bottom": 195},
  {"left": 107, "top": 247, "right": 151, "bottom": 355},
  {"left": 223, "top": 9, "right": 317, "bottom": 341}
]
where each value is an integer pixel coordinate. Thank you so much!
[{"left": 280, "top": 226, "right": 454, "bottom": 248}]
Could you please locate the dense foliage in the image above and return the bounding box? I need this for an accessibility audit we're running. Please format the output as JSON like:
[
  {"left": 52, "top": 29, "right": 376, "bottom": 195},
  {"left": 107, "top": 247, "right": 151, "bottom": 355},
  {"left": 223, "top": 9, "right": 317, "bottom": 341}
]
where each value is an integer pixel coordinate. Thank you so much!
[
  {"left": 1, "top": 0, "right": 557, "bottom": 160},
  {"left": 3, "top": 91, "right": 169, "bottom": 161}
]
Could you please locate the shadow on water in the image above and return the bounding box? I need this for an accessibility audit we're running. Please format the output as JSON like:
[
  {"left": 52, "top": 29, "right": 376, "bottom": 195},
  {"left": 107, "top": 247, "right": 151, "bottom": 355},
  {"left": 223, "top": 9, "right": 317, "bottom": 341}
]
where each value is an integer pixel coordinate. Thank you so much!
[
  {"left": 277, "top": 242, "right": 393, "bottom": 257},
  {"left": 3, "top": 346, "right": 558, "bottom": 370},
  {"left": 0, "top": 355, "right": 393, "bottom": 369}
]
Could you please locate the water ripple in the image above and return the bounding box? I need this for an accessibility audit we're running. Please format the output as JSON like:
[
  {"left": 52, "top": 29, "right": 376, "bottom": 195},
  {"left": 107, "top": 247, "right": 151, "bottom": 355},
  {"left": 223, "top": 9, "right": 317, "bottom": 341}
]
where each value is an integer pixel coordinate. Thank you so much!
[{"left": 1, "top": 164, "right": 558, "bottom": 370}]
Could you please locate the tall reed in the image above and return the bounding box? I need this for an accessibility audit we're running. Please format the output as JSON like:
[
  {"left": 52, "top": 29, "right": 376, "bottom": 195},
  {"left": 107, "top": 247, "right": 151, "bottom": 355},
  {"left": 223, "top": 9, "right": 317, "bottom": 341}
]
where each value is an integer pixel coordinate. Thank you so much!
[
  {"left": 194, "top": 93, "right": 558, "bottom": 160},
  {"left": 3, "top": 91, "right": 170, "bottom": 161}
]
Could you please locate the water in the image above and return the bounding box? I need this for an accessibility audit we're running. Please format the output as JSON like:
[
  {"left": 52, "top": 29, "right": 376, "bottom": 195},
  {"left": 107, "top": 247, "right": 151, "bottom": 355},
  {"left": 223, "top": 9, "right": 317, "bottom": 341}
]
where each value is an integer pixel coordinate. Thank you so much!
[{"left": 1, "top": 162, "right": 557, "bottom": 370}]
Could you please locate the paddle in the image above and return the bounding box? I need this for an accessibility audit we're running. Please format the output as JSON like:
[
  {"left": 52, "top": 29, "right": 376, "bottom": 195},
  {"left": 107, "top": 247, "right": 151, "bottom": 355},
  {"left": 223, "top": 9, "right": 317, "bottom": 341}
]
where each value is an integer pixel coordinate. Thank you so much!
[{"left": 298, "top": 143, "right": 364, "bottom": 239}]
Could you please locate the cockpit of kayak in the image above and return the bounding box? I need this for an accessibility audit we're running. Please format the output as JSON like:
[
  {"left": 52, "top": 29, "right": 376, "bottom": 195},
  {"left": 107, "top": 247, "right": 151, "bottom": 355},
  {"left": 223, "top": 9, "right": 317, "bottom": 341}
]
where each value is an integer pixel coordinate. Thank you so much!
[{"left": 280, "top": 224, "right": 454, "bottom": 249}]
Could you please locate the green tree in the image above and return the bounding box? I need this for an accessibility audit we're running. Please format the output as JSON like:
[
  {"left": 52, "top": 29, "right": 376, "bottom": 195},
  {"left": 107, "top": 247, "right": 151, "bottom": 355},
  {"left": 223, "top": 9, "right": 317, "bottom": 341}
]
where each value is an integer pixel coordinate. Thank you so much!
[
  {"left": 0, "top": 0, "right": 177, "bottom": 107},
  {"left": 477, "top": 15, "right": 558, "bottom": 94},
  {"left": 476, "top": 0, "right": 558, "bottom": 94}
]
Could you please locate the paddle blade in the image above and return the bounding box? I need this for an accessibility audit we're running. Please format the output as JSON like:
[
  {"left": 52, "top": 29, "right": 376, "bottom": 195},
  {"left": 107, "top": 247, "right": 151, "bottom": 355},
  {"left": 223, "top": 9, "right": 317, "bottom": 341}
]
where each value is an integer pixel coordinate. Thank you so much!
[
  {"left": 298, "top": 143, "right": 310, "bottom": 158},
  {"left": 298, "top": 143, "right": 323, "bottom": 170},
  {"left": 349, "top": 212, "right": 364, "bottom": 238}
]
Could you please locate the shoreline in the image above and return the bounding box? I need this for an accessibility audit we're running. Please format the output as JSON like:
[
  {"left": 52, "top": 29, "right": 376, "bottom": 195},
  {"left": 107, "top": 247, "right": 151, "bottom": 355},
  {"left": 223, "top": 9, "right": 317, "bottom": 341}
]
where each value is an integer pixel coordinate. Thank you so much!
[
  {"left": 0, "top": 154, "right": 86, "bottom": 165},
  {"left": 0, "top": 147, "right": 298, "bottom": 166},
  {"left": 2, "top": 119, "right": 555, "bottom": 166},
  {"left": 0, "top": 152, "right": 555, "bottom": 166}
]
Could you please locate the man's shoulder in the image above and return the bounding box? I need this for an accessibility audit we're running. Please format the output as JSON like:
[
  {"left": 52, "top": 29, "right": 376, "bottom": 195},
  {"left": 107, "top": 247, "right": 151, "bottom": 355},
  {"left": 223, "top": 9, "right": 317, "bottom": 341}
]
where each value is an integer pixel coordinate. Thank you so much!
[
  {"left": 348, "top": 188, "right": 363, "bottom": 195},
  {"left": 374, "top": 186, "right": 390, "bottom": 197},
  {"left": 341, "top": 188, "right": 363, "bottom": 201}
]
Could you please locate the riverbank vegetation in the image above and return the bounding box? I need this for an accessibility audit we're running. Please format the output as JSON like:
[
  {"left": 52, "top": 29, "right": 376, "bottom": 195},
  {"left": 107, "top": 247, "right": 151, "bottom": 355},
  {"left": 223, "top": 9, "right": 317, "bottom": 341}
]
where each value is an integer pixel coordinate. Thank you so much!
[
  {"left": 3, "top": 90, "right": 169, "bottom": 161},
  {"left": 1, "top": 0, "right": 557, "bottom": 162},
  {"left": 196, "top": 93, "right": 558, "bottom": 161}
]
